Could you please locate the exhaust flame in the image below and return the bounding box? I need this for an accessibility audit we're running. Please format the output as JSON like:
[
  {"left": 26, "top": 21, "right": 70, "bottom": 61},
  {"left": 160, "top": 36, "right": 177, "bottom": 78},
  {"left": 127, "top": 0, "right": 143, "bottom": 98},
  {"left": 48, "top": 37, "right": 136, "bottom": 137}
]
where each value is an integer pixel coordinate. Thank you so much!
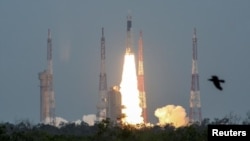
[
  {"left": 154, "top": 105, "right": 189, "bottom": 128},
  {"left": 120, "top": 52, "right": 143, "bottom": 125}
]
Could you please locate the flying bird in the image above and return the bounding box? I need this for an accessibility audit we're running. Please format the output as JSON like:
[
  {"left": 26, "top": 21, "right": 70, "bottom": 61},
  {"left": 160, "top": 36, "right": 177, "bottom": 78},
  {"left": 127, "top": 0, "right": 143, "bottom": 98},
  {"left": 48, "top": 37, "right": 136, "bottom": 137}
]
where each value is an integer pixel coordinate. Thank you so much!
[{"left": 208, "top": 75, "right": 225, "bottom": 91}]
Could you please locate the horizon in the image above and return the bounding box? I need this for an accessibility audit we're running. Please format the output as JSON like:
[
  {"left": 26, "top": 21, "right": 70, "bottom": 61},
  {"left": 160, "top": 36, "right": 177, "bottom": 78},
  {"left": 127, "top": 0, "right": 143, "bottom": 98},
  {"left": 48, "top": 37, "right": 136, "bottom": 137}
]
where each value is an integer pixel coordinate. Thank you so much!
[{"left": 0, "top": 0, "right": 250, "bottom": 124}]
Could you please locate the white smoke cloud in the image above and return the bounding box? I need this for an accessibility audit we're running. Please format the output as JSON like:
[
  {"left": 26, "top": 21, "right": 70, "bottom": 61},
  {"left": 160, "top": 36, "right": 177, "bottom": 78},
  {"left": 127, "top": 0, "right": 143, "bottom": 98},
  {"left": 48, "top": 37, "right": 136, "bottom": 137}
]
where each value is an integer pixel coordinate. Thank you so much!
[
  {"left": 154, "top": 105, "right": 189, "bottom": 128},
  {"left": 73, "top": 119, "right": 82, "bottom": 126},
  {"left": 82, "top": 114, "right": 96, "bottom": 126},
  {"left": 54, "top": 117, "right": 68, "bottom": 127}
]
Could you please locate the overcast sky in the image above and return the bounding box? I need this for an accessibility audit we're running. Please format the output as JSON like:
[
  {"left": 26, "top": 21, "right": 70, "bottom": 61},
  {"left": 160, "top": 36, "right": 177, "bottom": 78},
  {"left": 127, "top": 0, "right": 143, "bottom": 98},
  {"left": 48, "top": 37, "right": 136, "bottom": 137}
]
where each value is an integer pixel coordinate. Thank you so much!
[{"left": 0, "top": 0, "right": 250, "bottom": 124}]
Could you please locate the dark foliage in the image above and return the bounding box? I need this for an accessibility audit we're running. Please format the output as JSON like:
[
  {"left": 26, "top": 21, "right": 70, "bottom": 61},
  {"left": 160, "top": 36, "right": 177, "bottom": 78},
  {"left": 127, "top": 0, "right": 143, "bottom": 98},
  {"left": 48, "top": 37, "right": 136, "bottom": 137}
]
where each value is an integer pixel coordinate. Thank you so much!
[{"left": 1, "top": 113, "right": 250, "bottom": 141}]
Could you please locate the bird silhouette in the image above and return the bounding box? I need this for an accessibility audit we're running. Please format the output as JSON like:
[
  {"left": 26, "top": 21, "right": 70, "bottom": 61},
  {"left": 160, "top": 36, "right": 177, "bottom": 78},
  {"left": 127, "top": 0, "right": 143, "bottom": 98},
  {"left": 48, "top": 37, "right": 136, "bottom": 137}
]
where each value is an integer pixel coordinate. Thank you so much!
[{"left": 208, "top": 75, "right": 225, "bottom": 91}]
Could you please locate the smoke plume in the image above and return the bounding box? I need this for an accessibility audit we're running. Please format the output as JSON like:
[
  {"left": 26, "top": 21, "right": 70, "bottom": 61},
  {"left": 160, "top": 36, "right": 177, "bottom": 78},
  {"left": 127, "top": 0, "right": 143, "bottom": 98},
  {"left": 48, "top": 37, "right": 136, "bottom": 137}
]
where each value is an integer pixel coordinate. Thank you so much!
[
  {"left": 54, "top": 117, "right": 68, "bottom": 127},
  {"left": 82, "top": 114, "right": 96, "bottom": 126},
  {"left": 154, "top": 105, "right": 189, "bottom": 128}
]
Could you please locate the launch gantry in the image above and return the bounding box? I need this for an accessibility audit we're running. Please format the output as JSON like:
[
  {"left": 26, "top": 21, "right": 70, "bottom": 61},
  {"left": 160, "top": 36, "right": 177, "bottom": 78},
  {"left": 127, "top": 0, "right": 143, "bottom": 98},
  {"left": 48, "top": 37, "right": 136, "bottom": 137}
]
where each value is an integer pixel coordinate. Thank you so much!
[
  {"left": 38, "top": 29, "right": 56, "bottom": 125},
  {"left": 96, "top": 28, "right": 108, "bottom": 122},
  {"left": 137, "top": 31, "right": 148, "bottom": 123}
]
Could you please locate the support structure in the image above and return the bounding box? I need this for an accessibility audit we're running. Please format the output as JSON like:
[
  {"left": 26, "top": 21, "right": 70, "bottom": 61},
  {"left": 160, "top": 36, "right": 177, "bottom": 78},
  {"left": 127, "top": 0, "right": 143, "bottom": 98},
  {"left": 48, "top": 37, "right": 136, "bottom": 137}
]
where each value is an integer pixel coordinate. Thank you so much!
[
  {"left": 96, "top": 27, "right": 108, "bottom": 122},
  {"left": 39, "top": 29, "right": 55, "bottom": 125},
  {"left": 107, "top": 86, "right": 122, "bottom": 124},
  {"left": 189, "top": 28, "right": 202, "bottom": 124},
  {"left": 137, "top": 31, "right": 147, "bottom": 123}
]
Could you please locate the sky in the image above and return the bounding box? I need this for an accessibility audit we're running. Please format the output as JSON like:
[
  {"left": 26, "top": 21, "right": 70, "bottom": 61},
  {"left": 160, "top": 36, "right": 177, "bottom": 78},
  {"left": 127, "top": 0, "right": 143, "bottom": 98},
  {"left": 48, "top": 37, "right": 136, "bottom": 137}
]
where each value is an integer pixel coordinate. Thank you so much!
[{"left": 0, "top": 0, "right": 250, "bottom": 125}]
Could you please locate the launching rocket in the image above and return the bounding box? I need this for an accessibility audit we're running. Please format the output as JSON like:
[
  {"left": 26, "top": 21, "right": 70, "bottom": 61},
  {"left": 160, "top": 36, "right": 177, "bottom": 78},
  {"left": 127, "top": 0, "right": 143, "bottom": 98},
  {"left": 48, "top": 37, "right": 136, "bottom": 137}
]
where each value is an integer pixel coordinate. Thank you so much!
[
  {"left": 127, "top": 15, "right": 132, "bottom": 31},
  {"left": 120, "top": 15, "right": 144, "bottom": 124},
  {"left": 126, "top": 15, "right": 132, "bottom": 54}
]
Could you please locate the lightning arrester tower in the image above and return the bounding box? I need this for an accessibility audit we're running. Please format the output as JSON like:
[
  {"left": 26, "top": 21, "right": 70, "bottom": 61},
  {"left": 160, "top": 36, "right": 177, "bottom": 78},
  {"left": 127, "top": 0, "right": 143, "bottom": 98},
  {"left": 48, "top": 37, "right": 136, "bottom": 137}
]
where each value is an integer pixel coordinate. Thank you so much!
[
  {"left": 39, "top": 29, "right": 55, "bottom": 125},
  {"left": 189, "top": 28, "right": 202, "bottom": 124},
  {"left": 47, "top": 29, "right": 56, "bottom": 125},
  {"left": 97, "top": 27, "right": 108, "bottom": 122},
  {"left": 138, "top": 31, "right": 147, "bottom": 123}
]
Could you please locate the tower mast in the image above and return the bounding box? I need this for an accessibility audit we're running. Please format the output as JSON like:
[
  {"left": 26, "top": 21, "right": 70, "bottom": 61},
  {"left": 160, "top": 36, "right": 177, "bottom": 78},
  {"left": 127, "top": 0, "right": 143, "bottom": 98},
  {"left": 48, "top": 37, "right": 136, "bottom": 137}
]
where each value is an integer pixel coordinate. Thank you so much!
[
  {"left": 47, "top": 29, "right": 52, "bottom": 74},
  {"left": 189, "top": 28, "right": 202, "bottom": 124},
  {"left": 39, "top": 29, "right": 55, "bottom": 125},
  {"left": 97, "top": 27, "right": 108, "bottom": 122},
  {"left": 47, "top": 29, "right": 55, "bottom": 125},
  {"left": 138, "top": 31, "right": 147, "bottom": 123}
]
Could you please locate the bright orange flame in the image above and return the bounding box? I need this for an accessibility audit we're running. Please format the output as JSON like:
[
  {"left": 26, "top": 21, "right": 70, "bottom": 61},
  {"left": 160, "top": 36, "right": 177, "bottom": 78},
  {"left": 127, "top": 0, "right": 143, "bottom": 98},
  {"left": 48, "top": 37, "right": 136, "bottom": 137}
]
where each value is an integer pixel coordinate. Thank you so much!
[{"left": 120, "top": 52, "right": 143, "bottom": 125}]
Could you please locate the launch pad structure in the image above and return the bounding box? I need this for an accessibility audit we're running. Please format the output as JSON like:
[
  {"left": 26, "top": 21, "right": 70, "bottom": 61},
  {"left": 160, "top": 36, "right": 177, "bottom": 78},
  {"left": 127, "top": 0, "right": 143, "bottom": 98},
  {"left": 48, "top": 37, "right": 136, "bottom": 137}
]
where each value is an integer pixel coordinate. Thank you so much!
[
  {"left": 189, "top": 28, "right": 202, "bottom": 124},
  {"left": 97, "top": 15, "right": 148, "bottom": 124},
  {"left": 38, "top": 29, "right": 56, "bottom": 125},
  {"left": 107, "top": 86, "right": 122, "bottom": 124},
  {"left": 96, "top": 28, "right": 108, "bottom": 122},
  {"left": 137, "top": 31, "right": 148, "bottom": 123}
]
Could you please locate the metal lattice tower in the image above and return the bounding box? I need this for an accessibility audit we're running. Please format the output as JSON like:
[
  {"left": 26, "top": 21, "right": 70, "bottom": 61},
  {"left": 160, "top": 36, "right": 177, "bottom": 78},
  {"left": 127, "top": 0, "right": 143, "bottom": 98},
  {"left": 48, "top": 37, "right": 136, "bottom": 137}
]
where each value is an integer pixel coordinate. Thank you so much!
[
  {"left": 97, "top": 27, "right": 108, "bottom": 122},
  {"left": 39, "top": 29, "right": 55, "bottom": 125},
  {"left": 137, "top": 31, "right": 147, "bottom": 123},
  {"left": 47, "top": 29, "right": 55, "bottom": 125},
  {"left": 189, "top": 28, "right": 202, "bottom": 124}
]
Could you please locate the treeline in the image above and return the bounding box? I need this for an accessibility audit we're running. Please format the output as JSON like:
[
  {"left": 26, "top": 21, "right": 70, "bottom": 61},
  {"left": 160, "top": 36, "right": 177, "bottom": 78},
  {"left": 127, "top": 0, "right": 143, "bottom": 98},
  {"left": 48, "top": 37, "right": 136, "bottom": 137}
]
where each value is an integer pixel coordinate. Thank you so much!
[{"left": 0, "top": 112, "right": 250, "bottom": 141}]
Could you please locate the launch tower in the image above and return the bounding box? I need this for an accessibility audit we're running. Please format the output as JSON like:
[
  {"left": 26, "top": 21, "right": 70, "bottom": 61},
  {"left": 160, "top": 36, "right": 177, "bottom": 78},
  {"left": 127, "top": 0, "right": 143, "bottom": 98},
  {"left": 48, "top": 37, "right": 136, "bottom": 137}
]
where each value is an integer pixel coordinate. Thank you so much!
[
  {"left": 189, "top": 28, "right": 202, "bottom": 124},
  {"left": 96, "top": 27, "right": 108, "bottom": 122},
  {"left": 38, "top": 29, "right": 55, "bottom": 125},
  {"left": 107, "top": 86, "right": 122, "bottom": 124},
  {"left": 137, "top": 31, "right": 147, "bottom": 123}
]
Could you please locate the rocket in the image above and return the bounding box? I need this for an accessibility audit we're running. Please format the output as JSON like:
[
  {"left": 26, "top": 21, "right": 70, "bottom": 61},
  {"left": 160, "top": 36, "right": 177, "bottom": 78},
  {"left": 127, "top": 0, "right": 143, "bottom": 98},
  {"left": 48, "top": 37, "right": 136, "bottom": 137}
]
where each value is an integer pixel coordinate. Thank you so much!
[
  {"left": 127, "top": 15, "right": 132, "bottom": 32},
  {"left": 126, "top": 15, "right": 132, "bottom": 54}
]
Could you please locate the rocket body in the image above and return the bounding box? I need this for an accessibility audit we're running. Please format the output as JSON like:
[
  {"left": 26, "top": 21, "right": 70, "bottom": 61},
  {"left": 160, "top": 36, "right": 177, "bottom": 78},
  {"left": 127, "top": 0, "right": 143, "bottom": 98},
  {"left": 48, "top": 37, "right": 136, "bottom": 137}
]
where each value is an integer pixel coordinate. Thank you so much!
[
  {"left": 127, "top": 16, "right": 132, "bottom": 31},
  {"left": 126, "top": 15, "right": 132, "bottom": 54}
]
